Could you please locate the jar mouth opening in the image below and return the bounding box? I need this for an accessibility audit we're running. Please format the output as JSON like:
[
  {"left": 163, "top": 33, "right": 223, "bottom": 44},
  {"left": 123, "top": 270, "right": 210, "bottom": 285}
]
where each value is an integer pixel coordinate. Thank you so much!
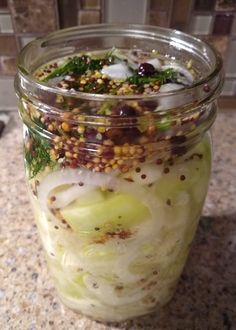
[{"left": 17, "top": 24, "right": 223, "bottom": 103}]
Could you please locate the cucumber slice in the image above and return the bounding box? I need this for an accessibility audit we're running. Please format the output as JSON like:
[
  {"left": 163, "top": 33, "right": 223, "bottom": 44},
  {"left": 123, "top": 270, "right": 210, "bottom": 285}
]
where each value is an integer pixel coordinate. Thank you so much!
[{"left": 60, "top": 192, "right": 150, "bottom": 237}]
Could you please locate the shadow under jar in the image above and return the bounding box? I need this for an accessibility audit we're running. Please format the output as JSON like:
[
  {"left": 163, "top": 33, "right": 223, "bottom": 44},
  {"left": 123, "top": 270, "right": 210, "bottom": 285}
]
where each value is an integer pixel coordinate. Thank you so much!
[{"left": 15, "top": 25, "right": 223, "bottom": 323}]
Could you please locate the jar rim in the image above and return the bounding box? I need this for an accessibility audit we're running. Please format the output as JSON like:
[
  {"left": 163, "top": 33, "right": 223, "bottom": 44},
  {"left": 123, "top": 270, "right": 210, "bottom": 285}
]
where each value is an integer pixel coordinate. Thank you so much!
[{"left": 16, "top": 23, "right": 223, "bottom": 103}]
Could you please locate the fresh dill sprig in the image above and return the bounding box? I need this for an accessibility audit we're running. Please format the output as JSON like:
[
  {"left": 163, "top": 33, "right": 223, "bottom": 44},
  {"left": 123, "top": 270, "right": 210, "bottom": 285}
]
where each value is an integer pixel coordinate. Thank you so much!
[
  {"left": 25, "top": 130, "right": 55, "bottom": 178},
  {"left": 41, "top": 56, "right": 107, "bottom": 82},
  {"left": 128, "top": 68, "right": 178, "bottom": 86}
]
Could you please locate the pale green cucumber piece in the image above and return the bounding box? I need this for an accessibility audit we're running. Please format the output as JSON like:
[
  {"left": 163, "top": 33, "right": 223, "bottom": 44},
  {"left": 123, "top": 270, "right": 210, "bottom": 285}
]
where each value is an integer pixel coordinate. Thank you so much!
[
  {"left": 60, "top": 193, "right": 150, "bottom": 236},
  {"left": 153, "top": 137, "right": 211, "bottom": 205},
  {"left": 72, "top": 189, "right": 105, "bottom": 206}
]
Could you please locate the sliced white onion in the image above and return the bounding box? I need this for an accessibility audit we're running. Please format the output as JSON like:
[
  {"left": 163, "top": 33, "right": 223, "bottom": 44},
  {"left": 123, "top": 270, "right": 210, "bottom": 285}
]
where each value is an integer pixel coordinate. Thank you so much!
[
  {"left": 146, "top": 58, "right": 162, "bottom": 70},
  {"left": 161, "top": 64, "right": 194, "bottom": 84},
  {"left": 84, "top": 274, "right": 147, "bottom": 306},
  {"left": 116, "top": 179, "right": 161, "bottom": 219},
  {"left": 51, "top": 184, "right": 95, "bottom": 209},
  {"left": 159, "top": 83, "right": 184, "bottom": 93},
  {"left": 37, "top": 168, "right": 117, "bottom": 220},
  {"left": 123, "top": 163, "right": 161, "bottom": 185},
  {"left": 101, "top": 63, "right": 133, "bottom": 80},
  {"left": 157, "top": 87, "right": 193, "bottom": 110},
  {"left": 111, "top": 48, "right": 139, "bottom": 70}
]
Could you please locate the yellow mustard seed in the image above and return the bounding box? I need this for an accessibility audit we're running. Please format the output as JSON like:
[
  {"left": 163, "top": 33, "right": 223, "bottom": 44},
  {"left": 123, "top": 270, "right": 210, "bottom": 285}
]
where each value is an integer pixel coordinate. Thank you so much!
[
  {"left": 78, "top": 115, "right": 85, "bottom": 122},
  {"left": 105, "top": 167, "right": 112, "bottom": 174},
  {"left": 80, "top": 79, "right": 86, "bottom": 85},
  {"left": 97, "top": 127, "right": 106, "bottom": 133},
  {"left": 94, "top": 71, "right": 101, "bottom": 78},
  {"left": 122, "top": 146, "right": 129, "bottom": 154},
  {"left": 48, "top": 124, "right": 54, "bottom": 131},
  {"left": 137, "top": 147, "right": 143, "bottom": 154},
  {"left": 86, "top": 162, "right": 93, "bottom": 169},
  {"left": 101, "top": 158, "right": 107, "bottom": 164},
  {"left": 129, "top": 146, "right": 136, "bottom": 155},
  {"left": 73, "top": 146, "right": 79, "bottom": 153},
  {"left": 103, "top": 139, "right": 114, "bottom": 146},
  {"left": 114, "top": 146, "right": 121, "bottom": 155},
  {"left": 97, "top": 78, "right": 103, "bottom": 85},
  {"left": 61, "top": 122, "right": 70, "bottom": 132},
  {"left": 93, "top": 157, "right": 100, "bottom": 164},
  {"left": 97, "top": 146, "right": 103, "bottom": 155},
  {"left": 112, "top": 164, "right": 118, "bottom": 170},
  {"left": 65, "top": 151, "right": 72, "bottom": 158},
  {"left": 77, "top": 126, "right": 85, "bottom": 134},
  {"left": 117, "top": 159, "right": 124, "bottom": 165},
  {"left": 109, "top": 159, "right": 115, "bottom": 165},
  {"left": 54, "top": 136, "right": 60, "bottom": 143},
  {"left": 56, "top": 95, "right": 64, "bottom": 103},
  {"left": 72, "top": 107, "right": 80, "bottom": 114}
]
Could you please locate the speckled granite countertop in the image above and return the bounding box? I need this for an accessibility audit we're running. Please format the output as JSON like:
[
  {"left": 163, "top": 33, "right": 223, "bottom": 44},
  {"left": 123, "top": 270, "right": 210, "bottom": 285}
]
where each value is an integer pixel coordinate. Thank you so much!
[{"left": 0, "top": 110, "right": 236, "bottom": 330}]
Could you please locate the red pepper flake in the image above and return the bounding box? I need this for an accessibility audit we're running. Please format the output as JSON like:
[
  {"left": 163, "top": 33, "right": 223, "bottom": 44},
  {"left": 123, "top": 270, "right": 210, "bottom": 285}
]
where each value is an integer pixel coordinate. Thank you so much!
[
  {"left": 180, "top": 175, "right": 186, "bottom": 181},
  {"left": 163, "top": 167, "right": 170, "bottom": 174},
  {"left": 141, "top": 174, "right": 147, "bottom": 179}
]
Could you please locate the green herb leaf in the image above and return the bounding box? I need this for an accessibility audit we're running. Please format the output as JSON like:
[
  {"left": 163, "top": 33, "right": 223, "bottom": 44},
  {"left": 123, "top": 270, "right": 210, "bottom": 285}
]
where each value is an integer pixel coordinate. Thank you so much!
[
  {"left": 41, "top": 56, "right": 106, "bottom": 82},
  {"left": 157, "top": 116, "right": 171, "bottom": 131},
  {"left": 25, "top": 131, "right": 55, "bottom": 178},
  {"left": 128, "top": 69, "right": 178, "bottom": 86}
]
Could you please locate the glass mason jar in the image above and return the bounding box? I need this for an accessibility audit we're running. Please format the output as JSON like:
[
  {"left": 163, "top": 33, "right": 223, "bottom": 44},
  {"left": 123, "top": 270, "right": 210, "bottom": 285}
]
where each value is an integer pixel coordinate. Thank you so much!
[{"left": 15, "top": 25, "right": 223, "bottom": 322}]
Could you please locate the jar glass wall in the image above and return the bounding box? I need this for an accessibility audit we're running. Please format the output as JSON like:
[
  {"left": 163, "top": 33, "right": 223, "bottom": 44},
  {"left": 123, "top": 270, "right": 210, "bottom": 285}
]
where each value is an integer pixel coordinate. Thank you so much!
[{"left": 15, "top": 25, "right": 223, "bottom": 322}]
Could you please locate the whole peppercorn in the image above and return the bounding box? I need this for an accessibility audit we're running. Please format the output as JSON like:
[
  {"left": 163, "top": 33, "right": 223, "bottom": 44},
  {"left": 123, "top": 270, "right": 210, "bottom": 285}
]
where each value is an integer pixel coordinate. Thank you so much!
[
  {"left": 138, "top": 63, "right": 155, "bottom": 76},
  {"left": 138, "top": 100, "right": 158, "bottom": 111},
  {"left": 111, "top": 104, "right": 137, "bottom": 117},
  {"left": 203, "top": 84, "right": 210, "bottom": 93}
]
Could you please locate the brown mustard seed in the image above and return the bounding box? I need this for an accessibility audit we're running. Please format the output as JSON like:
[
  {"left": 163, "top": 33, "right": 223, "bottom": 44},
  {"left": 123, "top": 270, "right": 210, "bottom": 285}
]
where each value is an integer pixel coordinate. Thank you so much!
[
  {"left": 163, "top": 167, "right": 170, "bottom": 174},
  {"left": 78, "top": 182, "right": 84, "bottom": 186},
  {"left": 156, "top": 159, "right": 163, "bottom": 165},
  {"left": 50, "top": 196, "right": 56, "bottom": 202},
  {"left": 141, "top": 174, "right": 147, "bottom": 179},
  {"left": 180, "top": 175, "right": 186, "bottom": 181},
  {"left": 135, "top": 167, "right": 141, "bottom": 173},
  {"left": 166, "top": 199, "right": 171, "bottom": 206}
]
